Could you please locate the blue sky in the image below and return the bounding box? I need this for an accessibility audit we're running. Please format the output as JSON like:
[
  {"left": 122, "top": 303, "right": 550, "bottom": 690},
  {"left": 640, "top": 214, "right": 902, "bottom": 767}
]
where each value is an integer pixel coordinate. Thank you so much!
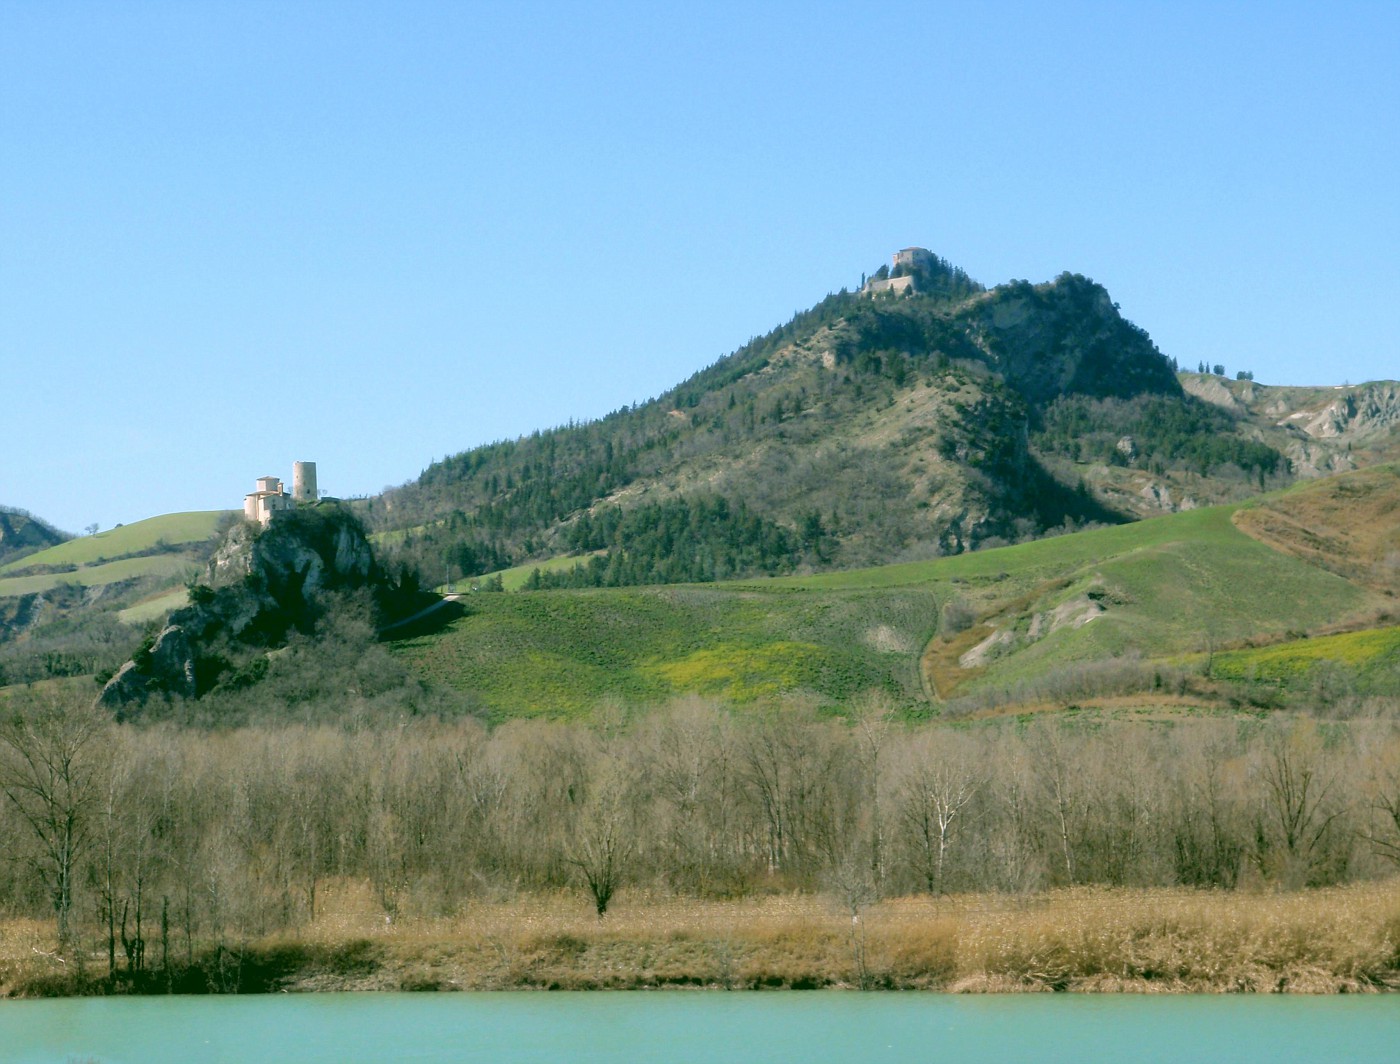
[{"left": 3, "top": 1, "right": 1397, "bottom": 533}]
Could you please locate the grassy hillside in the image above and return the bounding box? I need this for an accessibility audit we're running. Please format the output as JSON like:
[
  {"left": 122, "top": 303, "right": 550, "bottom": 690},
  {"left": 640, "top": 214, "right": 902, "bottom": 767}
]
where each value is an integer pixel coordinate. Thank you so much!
[
  {"left": 393, "top": 583, "right": 937, "bottom": 721},
  {"left": 391, "top": 472, "right": 1395, "bottom": 719},
  {"left": 0, "top": 510, "right": 229, "bottom": 600},
  {"left": 1233, "top": 463, "right": 1400, "bottom": 594},
  {"left": 0, "top": 554, "right": 199, "bottom": 598},
  {"left": 117, "top": 586, "right": 192, "bottom": 625},
  {"left": 440, "top": 551, "right": 606, "bottom": 593},
  {"left": 0, "top": 508, "right": 66, "bottom": 566},
  {"left": 0, "top": 511, "right": 232, "bottom": 687},
  {"left": 1201, "top": 625, "right": 1400, "bottom": 695},
  {"left": 0, "top": 510, "right": 228, "bottom": 576},
  {"left": 915, "top": 504, "right": 1376, "bottom": 700}
]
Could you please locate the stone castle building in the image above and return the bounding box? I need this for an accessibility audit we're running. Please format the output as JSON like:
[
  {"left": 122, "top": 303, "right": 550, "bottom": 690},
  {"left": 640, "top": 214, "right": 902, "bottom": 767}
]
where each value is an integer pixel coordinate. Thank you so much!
[
  {"left": 861, "top": 247, "right": 935, "bottom": 296},
  {"left": 243, "top": 461, "right": 318, "bottom": 526}
]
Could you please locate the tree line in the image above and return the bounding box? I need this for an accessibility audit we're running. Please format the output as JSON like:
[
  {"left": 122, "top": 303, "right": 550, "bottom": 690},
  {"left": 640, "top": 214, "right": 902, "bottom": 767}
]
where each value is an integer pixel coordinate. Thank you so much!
[
  {"left": 1034, "top": 393, "right": 1287, "bottom": 483},
  {"left": 528, "top": 495, "right": 824, "bottom": 588},
  {"left": 4, "top": 686, "right": 1400, "bottom": 982}
]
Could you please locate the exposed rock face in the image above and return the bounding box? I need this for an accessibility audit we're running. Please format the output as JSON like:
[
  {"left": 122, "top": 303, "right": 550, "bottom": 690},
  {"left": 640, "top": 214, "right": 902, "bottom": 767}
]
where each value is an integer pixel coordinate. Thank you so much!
[
  {"left": 1138, "top": 481, "right": 1172, "bottom": 511},
  {"left": 959, "top": 627, "right": 1017, "bottom": 668},
  {"left": 207, "top": 521, "right": 258, "bottom": 584},
  {"left": 1298, "top": 384, "right": 1400, "bottom": 442},
  {"left": 98, "top": 623, "right": 197, "bottom": 713},
  {"left": 209, "top": 506, "right": 375, "bottom": 594},
  {"left": 149, "top": 624, "right": 197, "bottom": 699},
  {"left": 958, "top": 593, "right": 1105, "bottom": 669},
  {"left": 0, "top": 593, "right": 46, "bottom": 643},
  {"left": 257, "top": 515, "right": 374, "bottom": 593},
  {"left": 1184, "top": 376, "right": 1400, "bottom": 479},
  {"left": 98, "top": 503, "right": 382, "bottom": 714},
  {"left": 1181, "top": 375, "right": 1241, "bottom": 410},
  {"left": 98, "top": 662, "right": 148, "bottom": 714},
  {"left": 1287, "top": 440, "right": 1358, "bottom": 478}
]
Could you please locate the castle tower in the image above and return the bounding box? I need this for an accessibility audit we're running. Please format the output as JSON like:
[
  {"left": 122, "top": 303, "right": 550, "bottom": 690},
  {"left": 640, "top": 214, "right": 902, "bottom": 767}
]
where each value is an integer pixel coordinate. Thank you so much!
[
  {"left": 292, "top": 461, "right": 318, "bottom": 503},
  {"left": 892, "top": 247, "right": 934, "bottom": 272}
]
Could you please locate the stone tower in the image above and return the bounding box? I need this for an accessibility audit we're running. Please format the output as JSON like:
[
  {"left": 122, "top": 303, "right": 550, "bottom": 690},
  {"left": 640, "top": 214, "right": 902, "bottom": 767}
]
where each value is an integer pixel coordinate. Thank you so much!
[{"left": 292, "top": 461, "right": 318, "bottom": 503}]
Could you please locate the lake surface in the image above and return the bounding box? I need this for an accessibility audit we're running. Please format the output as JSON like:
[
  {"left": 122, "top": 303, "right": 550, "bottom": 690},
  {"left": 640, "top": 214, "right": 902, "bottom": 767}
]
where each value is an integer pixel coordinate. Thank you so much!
[{"left": 2, "top": 991, "right": 1397, "bottom": 1063}]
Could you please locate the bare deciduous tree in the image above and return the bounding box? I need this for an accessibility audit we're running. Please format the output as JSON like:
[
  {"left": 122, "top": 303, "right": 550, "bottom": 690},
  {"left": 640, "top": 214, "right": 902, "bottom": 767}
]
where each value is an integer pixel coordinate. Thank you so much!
[
  {"left": 893, "top": 730, "right": 981, "bottom": 894},
  {"left": 1250, "top": 722, "right": 1350, "bottom": 887},
  {"left": 568, "top": 750, "right": 635, "bottom": 917},
  {"left": 0, "top": 690, "right": 105, "bottom": 950}
]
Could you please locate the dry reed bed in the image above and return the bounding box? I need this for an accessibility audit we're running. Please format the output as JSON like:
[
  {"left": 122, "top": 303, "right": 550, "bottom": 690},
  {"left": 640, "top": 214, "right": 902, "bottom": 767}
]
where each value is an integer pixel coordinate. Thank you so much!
[
  {"left": 274, "top": 881, "right": 1400, "bottom": 993},
  {"left": 6, "top": 883, "right": 1400, "bottom": 995}
]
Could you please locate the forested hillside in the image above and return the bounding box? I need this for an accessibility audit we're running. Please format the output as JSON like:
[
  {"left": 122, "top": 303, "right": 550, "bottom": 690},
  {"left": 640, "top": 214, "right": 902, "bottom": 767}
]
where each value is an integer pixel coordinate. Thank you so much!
[{"left": 370, "top": 251, "right": 1287, "bottom": 587}]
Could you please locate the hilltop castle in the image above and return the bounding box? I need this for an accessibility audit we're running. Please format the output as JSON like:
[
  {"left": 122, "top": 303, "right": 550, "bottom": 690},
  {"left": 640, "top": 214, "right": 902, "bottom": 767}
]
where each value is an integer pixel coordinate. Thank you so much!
[
  {"left": 861, "top": 247, "right": 935, "bottom": 296},
  {"left": 243, "top": 461, "right": 317, "bottom": 526}
]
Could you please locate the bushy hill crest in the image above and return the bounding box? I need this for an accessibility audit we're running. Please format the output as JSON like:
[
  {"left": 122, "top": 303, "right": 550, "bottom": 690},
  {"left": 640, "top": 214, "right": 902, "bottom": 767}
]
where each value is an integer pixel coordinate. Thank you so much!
[{"left": 958, "top": 273, "right": 1182, "bottom": 404}]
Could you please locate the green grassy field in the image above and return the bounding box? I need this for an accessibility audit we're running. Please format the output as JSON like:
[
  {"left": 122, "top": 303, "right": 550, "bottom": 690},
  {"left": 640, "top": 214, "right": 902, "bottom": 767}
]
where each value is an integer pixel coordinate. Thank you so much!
[
  {"left": 1203, "top": 625, "right": 1400, "bottom": 693},
  {"left": 0, "top": 512, "right": 226, "bottom": 610},
  {"left": 0, "top": 511, "right": 228, "bottom": 575},
  {"left": 393, "top": 583, "right": 941, "bottom": 720},
  {"left": 392, "top": 497, "right": 1390, "bottom": 719},
  {"left": 0, "top": 554, "right": 199, "bottom": 598},
  {"left": 947, "top": 507, "right": 1376, "bottom": 693},
  {"left": 772, "top": 505, "right": 1282, "bottom": 591},
  {"left": 116, "top": 586, "right": 191, "bottom": 625}
]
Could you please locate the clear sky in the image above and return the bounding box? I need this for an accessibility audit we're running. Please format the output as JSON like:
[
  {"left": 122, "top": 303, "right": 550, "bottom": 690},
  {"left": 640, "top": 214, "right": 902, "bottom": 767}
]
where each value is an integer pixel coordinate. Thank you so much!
[{"left": 3, "top": 1, "right": 1397, "bottom": 534}]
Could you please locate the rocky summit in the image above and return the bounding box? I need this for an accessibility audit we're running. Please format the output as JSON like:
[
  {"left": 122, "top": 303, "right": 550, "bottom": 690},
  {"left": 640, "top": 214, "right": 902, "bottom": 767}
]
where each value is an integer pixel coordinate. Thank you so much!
[{"left": 98, "top": 504, "right": 382, "bottom": 714}]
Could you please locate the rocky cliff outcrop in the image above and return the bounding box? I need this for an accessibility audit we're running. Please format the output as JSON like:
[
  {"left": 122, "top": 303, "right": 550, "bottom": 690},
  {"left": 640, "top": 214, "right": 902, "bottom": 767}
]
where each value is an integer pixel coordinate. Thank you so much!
[
  {"left": 99, "top": 623, "right": 197, "bottom": 715},
  {"left": 209, "top": 508, "right": 375, "bottom": 591},
  {"left": 98, "top": 504, "right": 386, "bottom": 714},
  {"left": 1183, "top": 375, "right": 1400, "bottom": 479},
  {"left": 1296, "top": 384, "right": 1400, "bottom": 442}
]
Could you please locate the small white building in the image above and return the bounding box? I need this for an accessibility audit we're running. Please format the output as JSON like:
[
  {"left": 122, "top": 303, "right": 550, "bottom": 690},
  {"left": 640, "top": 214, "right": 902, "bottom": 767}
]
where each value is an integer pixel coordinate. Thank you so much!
[{"left": 243, "top": 462, "right": 318, "bottom": 526}]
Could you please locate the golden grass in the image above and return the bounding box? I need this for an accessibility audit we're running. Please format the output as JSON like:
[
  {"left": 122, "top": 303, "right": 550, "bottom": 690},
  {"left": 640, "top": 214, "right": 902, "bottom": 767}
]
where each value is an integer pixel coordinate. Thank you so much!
[
  {"left": 1234, "top": 464, "right": 1400, "bottom": 596},
  {"left": 7, "top": 883, "right": 1400, "bottom": 995}
]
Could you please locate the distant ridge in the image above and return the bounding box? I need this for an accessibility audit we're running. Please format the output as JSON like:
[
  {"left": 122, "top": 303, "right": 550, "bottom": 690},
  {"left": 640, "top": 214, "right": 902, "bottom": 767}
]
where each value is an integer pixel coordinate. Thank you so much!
[{"left": 0, "top": 506, "right": 68, "bottom": 567}]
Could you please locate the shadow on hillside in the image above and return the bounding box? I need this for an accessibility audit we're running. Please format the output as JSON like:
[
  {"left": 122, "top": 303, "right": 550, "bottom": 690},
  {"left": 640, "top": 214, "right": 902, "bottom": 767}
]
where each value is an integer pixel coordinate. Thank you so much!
[
  {"left": 378, "top": 598, "right": 467, "bottom": 641},
  {"left": 1021, "top": 458, "right": 1129, "bottom": 533}
]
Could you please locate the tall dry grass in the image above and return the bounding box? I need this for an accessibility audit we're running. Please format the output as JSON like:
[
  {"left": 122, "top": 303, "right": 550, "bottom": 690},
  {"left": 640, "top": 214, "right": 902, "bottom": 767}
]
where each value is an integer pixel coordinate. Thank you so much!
[{"left": 6, "top": 881, "right": 1399, "bottom": 995}]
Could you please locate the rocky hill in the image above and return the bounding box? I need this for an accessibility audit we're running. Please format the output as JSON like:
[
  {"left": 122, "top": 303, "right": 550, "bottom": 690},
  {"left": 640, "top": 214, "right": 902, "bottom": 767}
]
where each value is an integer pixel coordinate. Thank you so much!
[
  {"left": 1184, "top": 375, "right": 1400, "bottom": 475},
  {"left": 96, "top": 504, "right": 429, "bottom": 716},
  {"left": 369, "top": 250, "right": 1312, "bottom": 584}
]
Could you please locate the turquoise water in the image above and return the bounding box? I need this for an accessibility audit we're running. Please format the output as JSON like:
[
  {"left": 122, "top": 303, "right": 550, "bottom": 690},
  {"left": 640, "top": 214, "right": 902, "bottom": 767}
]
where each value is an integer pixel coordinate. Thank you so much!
[{"left": 1, "top": 992, "right": 1397, "bottom": 1063}]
